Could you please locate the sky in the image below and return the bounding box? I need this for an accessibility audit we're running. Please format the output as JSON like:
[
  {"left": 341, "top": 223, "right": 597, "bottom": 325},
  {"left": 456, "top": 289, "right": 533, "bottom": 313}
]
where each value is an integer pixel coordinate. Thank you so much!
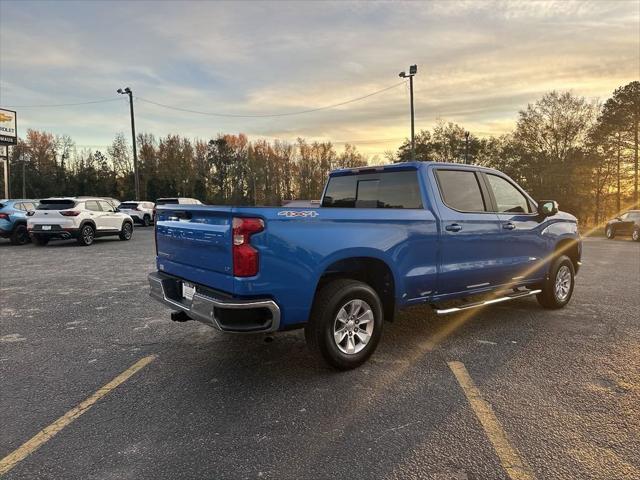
[{"left": 0, "top": 0, "right": 638, "bottom": 158}]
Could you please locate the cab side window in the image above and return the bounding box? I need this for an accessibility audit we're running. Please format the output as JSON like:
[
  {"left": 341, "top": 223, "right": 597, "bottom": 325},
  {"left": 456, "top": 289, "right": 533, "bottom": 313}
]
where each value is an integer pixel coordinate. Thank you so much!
[
  {"left": 486, "top": 174, "right": 531, "bottom": 214},
  {"left": 435, "top": 169, "right": 486, "bottom": 212}
]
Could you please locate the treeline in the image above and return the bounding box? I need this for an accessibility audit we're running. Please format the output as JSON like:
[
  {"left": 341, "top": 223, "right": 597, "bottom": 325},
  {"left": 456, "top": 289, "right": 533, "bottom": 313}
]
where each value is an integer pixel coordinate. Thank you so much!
[
  {"left": 2, "top": 81, "right": 638, "bottom": 225},
  {"left": 4, "top": 132, "right": 367, "bottom": 207},
  {"left": 395, "top": 82, "right": 638, "bottom": 224}
]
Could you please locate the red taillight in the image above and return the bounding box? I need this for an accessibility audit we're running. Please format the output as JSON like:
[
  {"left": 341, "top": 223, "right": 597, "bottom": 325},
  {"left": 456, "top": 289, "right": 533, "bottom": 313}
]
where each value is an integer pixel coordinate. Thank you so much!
[
  {"left": 60, "top": 210, "right": 81, "bottom": 216},
  {"left": 232, "top": 217, "right": 264, "bottom": 277},
  {"left": 0, "top": 213, "right": 9, "bottom": 220}
]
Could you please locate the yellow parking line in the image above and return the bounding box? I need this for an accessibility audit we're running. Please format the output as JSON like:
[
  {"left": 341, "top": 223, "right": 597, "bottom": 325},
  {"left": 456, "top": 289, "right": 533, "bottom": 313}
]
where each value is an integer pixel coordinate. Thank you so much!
[
  {"left": 0, "top": 355, "right": 157, "bottom": 476},
  {"left": 448, "top": 361, "right": 535, "bottom": 480}
]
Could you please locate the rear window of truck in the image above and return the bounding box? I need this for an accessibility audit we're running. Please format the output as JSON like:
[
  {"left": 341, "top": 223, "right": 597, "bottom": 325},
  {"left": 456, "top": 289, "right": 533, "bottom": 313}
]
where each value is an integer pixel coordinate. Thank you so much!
[
  {"left": 37, "top": 199, "right": 76, "bottom": 210},
  {"left": 322, "top": 170, "right": 423, "bottom": 209}
]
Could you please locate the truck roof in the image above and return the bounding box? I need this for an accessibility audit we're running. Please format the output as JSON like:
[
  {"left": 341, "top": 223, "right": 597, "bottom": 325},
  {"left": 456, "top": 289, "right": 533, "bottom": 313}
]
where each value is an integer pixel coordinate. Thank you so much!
[{"left": 329, "top": 161, "right": 503, "bottom": 176}]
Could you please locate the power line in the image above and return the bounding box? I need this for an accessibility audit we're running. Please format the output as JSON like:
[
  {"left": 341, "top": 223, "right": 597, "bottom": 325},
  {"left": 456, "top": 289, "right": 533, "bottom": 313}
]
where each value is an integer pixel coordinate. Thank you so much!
[
  {"left": 135, "top": 81, "right": 407, "bottom": 118},
  {"left": 3, "top": 98, "right": 125, "bottom": 108}
]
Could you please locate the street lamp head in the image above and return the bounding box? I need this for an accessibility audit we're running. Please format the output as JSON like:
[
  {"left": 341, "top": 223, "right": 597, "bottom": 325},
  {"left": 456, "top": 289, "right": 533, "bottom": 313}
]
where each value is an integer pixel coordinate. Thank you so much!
[
  {"left": 409, "top": 64, "right": 417, "bottom": 75},
  {"left": 124, "top": 87, "right": 131, "bottom": 94},
  {"left": 117, "top": 88, "right": 124, "bottom": 94},
  {"left": 399, "top": 71, "right": 406, "bottom": 78}
]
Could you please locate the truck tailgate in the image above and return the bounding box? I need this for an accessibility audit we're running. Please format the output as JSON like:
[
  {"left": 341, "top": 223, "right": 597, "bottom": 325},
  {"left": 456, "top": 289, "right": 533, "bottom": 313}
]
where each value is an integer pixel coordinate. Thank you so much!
[{"left": 155, "top": 206, "right": 234, "bottom": 291}]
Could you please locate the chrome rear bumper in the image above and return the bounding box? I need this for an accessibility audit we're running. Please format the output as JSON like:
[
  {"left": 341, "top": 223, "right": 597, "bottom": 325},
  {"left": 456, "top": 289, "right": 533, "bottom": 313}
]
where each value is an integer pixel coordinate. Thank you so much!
[{"left": 148, "top": 272, "right": 280, "bottom": 333}]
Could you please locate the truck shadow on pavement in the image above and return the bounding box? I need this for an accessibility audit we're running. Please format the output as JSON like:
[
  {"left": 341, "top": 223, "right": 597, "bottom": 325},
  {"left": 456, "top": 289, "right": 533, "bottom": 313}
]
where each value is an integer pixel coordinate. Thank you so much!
[{"left": 128, "top": 301, "right": 546, "bottom": 479}]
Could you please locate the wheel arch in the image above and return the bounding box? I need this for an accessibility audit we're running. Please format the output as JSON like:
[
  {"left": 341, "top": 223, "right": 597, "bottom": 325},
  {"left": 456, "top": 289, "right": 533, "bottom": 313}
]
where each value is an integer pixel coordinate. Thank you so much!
[
  {"left": 554, "top": 237, "right": 580, "bottom": 273},
  {"left": 314, "top": 254, "right": 397, "bottom": 322}
]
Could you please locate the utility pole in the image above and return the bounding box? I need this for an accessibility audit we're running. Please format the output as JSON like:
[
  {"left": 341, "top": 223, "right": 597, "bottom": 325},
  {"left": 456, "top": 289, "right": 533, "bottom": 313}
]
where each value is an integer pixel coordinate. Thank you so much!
[
  {"left": 117, "top": 87, "right": 140, "bottom": 200},
  {"left": 22, "top": 156, "right": 26, "bottom": 198},
  {"left": 399, "top": 65, "right": 418, "bottom": 161},
  {"left": 464, "top": 131, "right": 470, "bottom": 165}
]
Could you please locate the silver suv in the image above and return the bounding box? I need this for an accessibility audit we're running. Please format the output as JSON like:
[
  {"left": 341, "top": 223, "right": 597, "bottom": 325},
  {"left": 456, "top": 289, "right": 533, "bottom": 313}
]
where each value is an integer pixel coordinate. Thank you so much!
[{"left": 27, "top": 197, "right": 134, "bottom": 246}]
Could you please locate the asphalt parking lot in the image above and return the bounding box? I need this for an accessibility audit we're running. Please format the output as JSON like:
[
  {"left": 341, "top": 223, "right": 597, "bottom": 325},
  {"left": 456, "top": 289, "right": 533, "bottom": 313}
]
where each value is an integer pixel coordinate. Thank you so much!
[{"left": 1, "top": 229, "right": 639, "bottom": 480}]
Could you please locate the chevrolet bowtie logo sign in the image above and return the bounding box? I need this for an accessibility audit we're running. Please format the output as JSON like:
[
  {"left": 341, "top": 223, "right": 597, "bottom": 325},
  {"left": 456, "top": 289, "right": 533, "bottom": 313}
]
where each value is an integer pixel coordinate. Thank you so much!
[{"left": 0, "top": 113, "right": 12, "bottom": 122}]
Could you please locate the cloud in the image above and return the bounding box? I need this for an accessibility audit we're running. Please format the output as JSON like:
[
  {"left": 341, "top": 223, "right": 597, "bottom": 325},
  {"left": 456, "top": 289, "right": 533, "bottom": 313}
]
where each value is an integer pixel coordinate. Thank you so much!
[{"left": 0, "top": 0, "right": 637, "bottom": 156}]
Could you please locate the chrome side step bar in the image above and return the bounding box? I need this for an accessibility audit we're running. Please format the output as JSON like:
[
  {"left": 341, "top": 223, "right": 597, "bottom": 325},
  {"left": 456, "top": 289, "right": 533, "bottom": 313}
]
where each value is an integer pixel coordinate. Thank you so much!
[{"left": 434, "top": 289, "right": 542, "bottom": 315}]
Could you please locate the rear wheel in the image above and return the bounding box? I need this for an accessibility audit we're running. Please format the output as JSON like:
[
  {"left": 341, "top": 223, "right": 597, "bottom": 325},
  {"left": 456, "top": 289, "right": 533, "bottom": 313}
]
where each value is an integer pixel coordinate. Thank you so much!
[
  {"left": 305, "top": 279, "right": 383, "bottom": 370},
  {"left": 119, "top": 222, "right": 133, "bottom": 240},
  {"left": 10, "top": 224, "right": 30, "bottom": 245},
  {"left": 537, "top": 255, "right": 575, "bottom": 309},
  {"left": 143, "top": 215, "right": 150, "bottom": 227},
  {"left": 32, "top": 235, "right": 50, "bottom": 246},
  {"left": 605, "top": 225, "right": 615, "bottom": 239},
  {"left": 77, "top": 224, "right": 95, "bottom": 246},
  {"left": 632, "top": 229, "right": 639, "bottom": 242}
]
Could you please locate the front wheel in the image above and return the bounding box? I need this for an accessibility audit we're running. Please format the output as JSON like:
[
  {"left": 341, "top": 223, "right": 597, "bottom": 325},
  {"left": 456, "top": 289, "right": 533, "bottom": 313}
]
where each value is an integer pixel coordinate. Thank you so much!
[
  {"left": 119, "top": 222, "right": 133, "bottom": 240},
  {"left": 537, "top": 255, "right": 575, "bottom": 309},
  {"left": 10, "top": 224, "right": 30, "bottom": 245},
  {"left": 143, "top": 215, "right": 150, "bottom": 227},
  {"left": 305, "top": 279, "right": 383, "bottom": 370},
  {"left": 605, "top": 226, "right": 615, "bottom": 239}
]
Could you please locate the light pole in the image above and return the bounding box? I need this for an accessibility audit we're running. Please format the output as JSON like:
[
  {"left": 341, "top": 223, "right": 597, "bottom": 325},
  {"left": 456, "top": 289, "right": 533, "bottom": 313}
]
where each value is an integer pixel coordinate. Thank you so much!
[
  {"left": 117, "top": 87, "right": 140, "bottom": 200},
  {"left": 464, "top": 131, "right": 470, "bottom": 164},
  {"left": 399, "top": 65, "right": 418, "bottom": 161}
]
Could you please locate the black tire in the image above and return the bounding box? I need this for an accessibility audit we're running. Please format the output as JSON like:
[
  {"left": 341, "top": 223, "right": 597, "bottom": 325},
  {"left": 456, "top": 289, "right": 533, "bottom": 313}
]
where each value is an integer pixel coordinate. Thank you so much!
[
  {"left": 119, "top": 221, "right": 133, "bottom": 240},
  {"left": 537, "top": 255, "right": 575, "bottom": 309},
  {"left": 32, "top": 235, "right": 50, "bottom": 246},
  {"left": 77, "top": 224, "right": 95, "bottom": 246},
  {"left": 632, "top": 228, "right": 640, "bottom": 242},
  {"left": 305, "top": 278, "right": 384, "bottom": 370},
  {"left": 10, "top": 224, "right": 30, "bottom": 245},
  {"left": 605, "top": 225, "right": 615, "bottom": 239},
  {"left": 143, "top": 215, "right": 151, "bottom": 227}
]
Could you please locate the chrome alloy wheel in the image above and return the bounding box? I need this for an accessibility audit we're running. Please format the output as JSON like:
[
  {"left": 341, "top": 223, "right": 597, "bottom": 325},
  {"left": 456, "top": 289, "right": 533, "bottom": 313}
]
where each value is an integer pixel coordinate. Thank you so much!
[
  {"left": 82, "top": 225, "right": 94, "bottom": 244},
  {"left": 554, "top": 265, "right": 572, "bottom": 302},
  {"left": 333, "top": 299, "right": 374, "bottom": 355},
  {"left": 633, "top": 229, "right": 639, "bottom": 242}
]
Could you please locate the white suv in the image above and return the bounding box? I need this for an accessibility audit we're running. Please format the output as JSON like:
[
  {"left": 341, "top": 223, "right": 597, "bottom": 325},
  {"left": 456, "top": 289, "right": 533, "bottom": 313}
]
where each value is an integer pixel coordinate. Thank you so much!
[
  {"left": 117, "top": 201, "right": 155, "bottom": 227},
  {"left": 27, "top": 197, "right": 134, "bottom": 246}
]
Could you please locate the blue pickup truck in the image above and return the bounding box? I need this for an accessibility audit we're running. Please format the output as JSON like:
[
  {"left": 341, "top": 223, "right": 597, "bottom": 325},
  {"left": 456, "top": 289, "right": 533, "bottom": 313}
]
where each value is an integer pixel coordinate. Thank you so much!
[{"left": 149, "top": 162, "right": 581, "bottom": 369}]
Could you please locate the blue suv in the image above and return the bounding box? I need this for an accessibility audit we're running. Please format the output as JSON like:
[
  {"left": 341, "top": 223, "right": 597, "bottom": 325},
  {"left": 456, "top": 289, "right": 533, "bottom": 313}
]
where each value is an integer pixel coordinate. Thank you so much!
[{"left": 0, "top": 199, "right": 39, "bottom": 245}]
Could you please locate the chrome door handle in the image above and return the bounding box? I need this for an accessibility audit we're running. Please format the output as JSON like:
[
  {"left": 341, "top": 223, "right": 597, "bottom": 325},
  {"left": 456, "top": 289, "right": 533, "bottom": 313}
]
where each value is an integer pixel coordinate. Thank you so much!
[
  {"left": 503, "top": 222, "right": 516, "bottom": 230},
  {"left": 445, "top": 223, "right": 462, "bottom": 232}
]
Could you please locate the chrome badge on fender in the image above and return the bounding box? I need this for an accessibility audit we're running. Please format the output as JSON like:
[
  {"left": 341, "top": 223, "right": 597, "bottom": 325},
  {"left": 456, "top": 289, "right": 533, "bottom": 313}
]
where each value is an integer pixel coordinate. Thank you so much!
[{"left": 277, "top": 210, "right": 319, "bottom": 218}]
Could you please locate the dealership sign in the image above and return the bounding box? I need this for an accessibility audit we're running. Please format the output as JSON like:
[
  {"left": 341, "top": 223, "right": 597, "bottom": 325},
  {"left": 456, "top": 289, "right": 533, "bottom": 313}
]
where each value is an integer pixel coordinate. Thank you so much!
[{"left": 0, "top": 108, "right": 17, "bottom": 145}]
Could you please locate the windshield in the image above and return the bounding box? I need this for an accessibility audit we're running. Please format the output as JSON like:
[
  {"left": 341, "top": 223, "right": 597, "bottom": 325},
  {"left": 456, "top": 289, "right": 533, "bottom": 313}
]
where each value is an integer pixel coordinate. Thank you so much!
[{"left": 37, "top": 199, "right": 76, "bottom": 210}]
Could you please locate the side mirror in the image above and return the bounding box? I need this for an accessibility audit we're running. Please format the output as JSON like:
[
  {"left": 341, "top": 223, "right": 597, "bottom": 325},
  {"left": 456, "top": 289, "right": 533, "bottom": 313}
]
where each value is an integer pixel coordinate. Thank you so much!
[{"left": 538, "top": 200, "right": 558, "bottom": 217}]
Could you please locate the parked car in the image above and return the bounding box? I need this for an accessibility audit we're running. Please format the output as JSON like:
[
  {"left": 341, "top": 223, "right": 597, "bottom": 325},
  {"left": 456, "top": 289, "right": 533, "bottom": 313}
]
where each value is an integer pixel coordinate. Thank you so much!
[
  {"left": 153, "top": 197, "right": 203, "bottom": 219},
  {"left": 148, "top": 162, "right": 581, "bottom": 369},
  {"left": 0, "top": 199, "right": 39, "bottom": 245},
  {"left": 605, "top": 210, "right": 640, "bottom": 241},
  {"left": 118, "top": 201, "right": 155, "bottom": 226},
  {"left": 27, "top": 197, "right": 134, "bottom": 246}
]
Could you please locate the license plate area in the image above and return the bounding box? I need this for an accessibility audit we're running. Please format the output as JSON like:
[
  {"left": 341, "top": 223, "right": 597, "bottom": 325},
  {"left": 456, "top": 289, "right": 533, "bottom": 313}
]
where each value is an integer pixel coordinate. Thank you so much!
[
  {"left": 41, "top": 225, "right": 52, "bottom": 230},
  {"left": 182, "top": 282, "right": 196, "bottom": 301}
]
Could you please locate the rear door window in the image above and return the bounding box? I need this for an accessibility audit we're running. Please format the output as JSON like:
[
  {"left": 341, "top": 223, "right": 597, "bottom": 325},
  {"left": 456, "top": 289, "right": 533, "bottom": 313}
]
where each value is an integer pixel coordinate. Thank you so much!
[
  {"left": 322, "top": 170, "right": 423, "bottom": 209},
  {"left": 85, "top": 200, "right": 101, "bottom": 212},
  {"left": 435, "top": 170, "right": 486, "bottom": 212}
]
